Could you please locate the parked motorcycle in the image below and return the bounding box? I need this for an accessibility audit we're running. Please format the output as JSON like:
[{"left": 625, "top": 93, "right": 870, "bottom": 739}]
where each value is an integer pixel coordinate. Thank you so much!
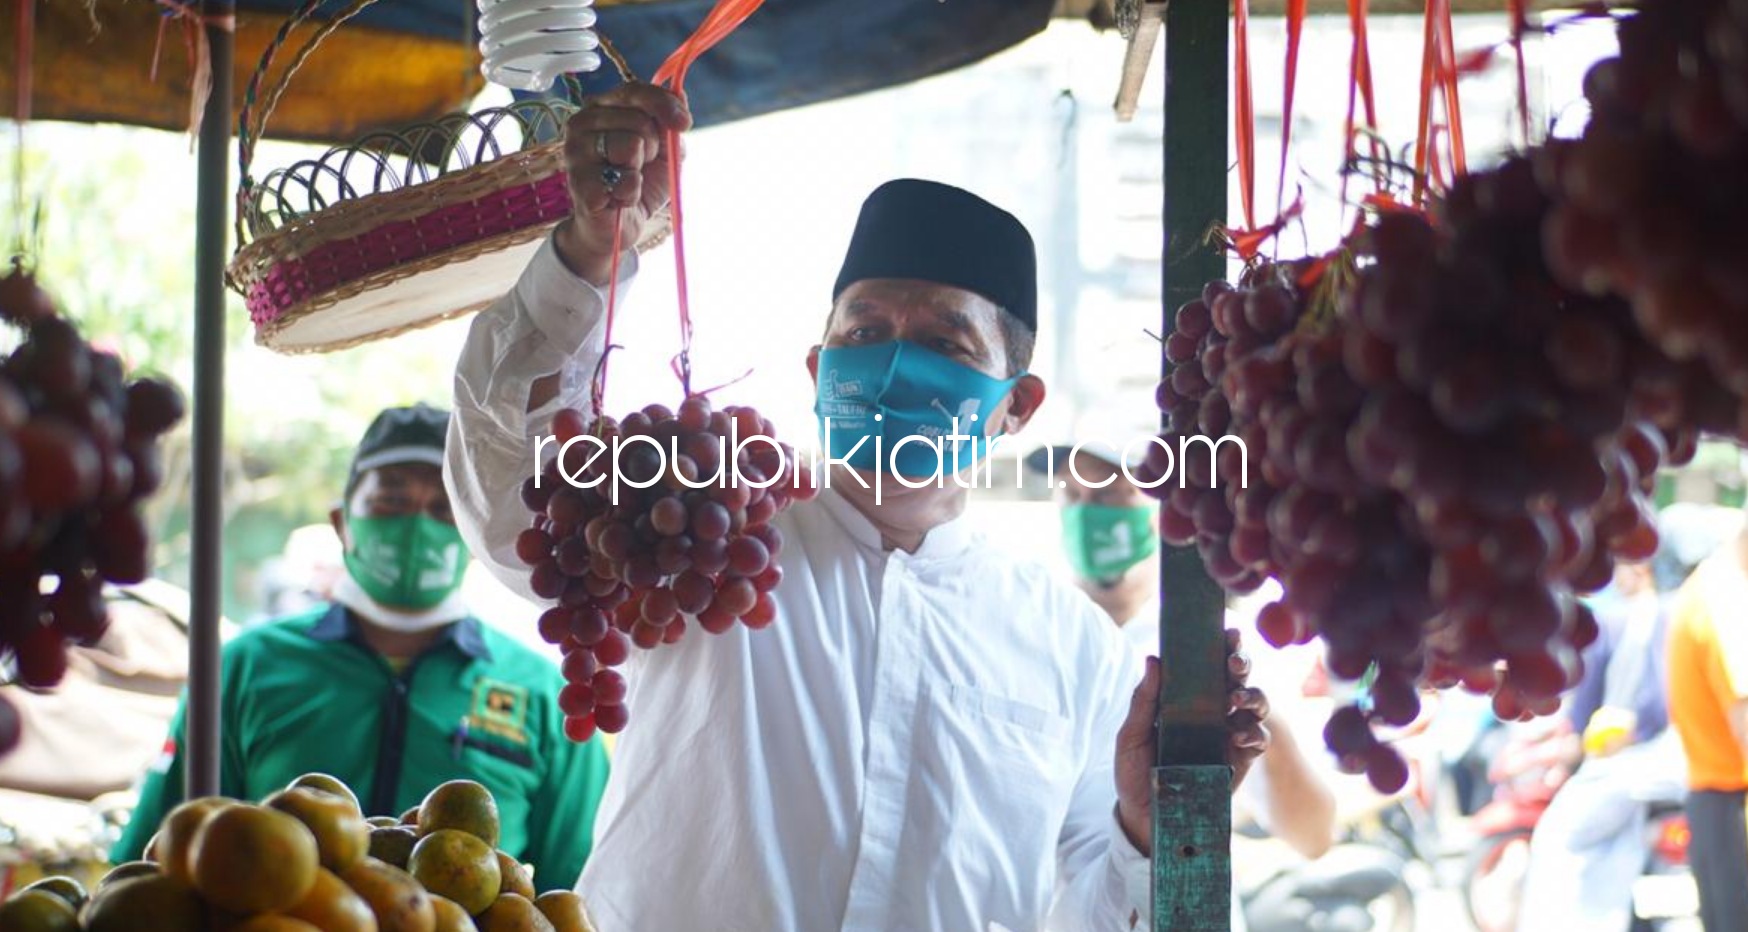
[
  {"left": 1461, "top": 718, "right": 1576, "bottom": 932},
  {"left": 1629, "top": 798, "right": 1702, "bottom": 932},
  {"left": 1241, "top": 838, "right": 1416, "bottom": 932}
]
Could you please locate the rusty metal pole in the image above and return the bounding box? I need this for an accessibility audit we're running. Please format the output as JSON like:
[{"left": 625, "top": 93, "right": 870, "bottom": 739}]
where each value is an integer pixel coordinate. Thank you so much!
[
  {"left": 1152, "top": 0, "right": 1231, "bottom": 927},
  {"left": 186, "top": 0, "right": 231, "bottom": 799}
]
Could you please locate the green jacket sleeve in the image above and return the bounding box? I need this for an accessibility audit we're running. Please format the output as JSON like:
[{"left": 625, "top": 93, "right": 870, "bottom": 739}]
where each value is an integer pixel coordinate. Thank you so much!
[
  {"left": 109, "top": 651, "right": 250, "bottom": 863},
  {"left": 110, "top": 698, "right": 186, "bottom": 863},
  {"left": 523, "top": 727, "right": 611, "bottom": 891}
]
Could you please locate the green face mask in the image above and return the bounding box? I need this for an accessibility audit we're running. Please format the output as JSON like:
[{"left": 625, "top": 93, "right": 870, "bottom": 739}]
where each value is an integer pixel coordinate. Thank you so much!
[
  {"left": 342, "top": 514, "right": 469, "bottom": 610},
  {"left": 1061, "top": 503, "right": 1159, "bottom": 583}
]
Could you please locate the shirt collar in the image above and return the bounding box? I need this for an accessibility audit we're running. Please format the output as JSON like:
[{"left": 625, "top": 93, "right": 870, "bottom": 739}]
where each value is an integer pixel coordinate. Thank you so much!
[{"left": 306, "top": 603, "right": 493, "bottom": 662}]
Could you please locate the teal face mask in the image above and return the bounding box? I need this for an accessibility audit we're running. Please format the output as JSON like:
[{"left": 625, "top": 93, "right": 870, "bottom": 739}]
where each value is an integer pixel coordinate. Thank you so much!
[
  {"left": 1061, "top": 503, "right": 1159, "bottom": 582},
  {"left": 814, "top": 340, "right": 1020, "bottom": 480},
  {"left": 342, "top": 514, "right": 469, "bottom": 610}
]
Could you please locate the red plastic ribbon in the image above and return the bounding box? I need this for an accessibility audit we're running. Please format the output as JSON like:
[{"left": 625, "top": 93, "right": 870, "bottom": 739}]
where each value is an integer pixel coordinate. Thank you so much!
[
  {"left": 1412, "top": 0, "right": 1438, "bottom": 205},
  {"left": 1436, "top": 0, "right": 1467, "bottom": 179},
  {"left": 1507, "top": 0, "right": 1531, "bottom": 146},
  {"left": 1342, "top": 0, "right": 1382, "bottom": 213},
  {"left": 594, "top": 212, "right": 625, "bottom": 417},
  {"left": 1230, "top": 193, "right": 1304, "bottom": 262},
  {"left": 1412, "top": 0, "right": 1467, "bottom": 203},
  {"left": 1234, "top": 0, "right": 1257, "bottom": 232},
  {"left": 651, "top": 0, "right": 764, "bottom": 398},
  {"left": 591, "top": 0, "right": 763, "bottom": 408},
  {"left": 1276, "top": 0, "right": 1306, "bottom": 221}
]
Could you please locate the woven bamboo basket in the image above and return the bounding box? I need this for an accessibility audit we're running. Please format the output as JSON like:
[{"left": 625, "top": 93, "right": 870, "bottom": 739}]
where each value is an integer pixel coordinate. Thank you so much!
[{"left": 225, "top": 0, "right": 665, "bottom": 354}]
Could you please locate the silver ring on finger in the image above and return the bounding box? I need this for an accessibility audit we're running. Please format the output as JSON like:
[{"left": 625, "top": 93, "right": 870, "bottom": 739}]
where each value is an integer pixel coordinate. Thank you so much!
[
  {"left": 600, "top": 165, "right": 625, "bottom": 189},
  {"left": 595, "top": 131, "right": 611, "bottom": 163}
]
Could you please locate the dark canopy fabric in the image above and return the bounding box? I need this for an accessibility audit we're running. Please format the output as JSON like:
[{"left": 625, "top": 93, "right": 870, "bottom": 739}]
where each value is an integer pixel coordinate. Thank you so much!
[
  {"left": 0, "top": 0, "right": 482, "bottom": 143},
  {"left": 1, "top": 0, "right": 1055, "bottom": 142},
  {"left": 548, "top": 0, "right": 1058, "bottom": 128}
]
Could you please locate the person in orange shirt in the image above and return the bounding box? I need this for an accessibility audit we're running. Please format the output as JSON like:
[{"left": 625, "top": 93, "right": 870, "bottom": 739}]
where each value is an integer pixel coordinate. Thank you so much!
[{"left": 1667, "top": 521, "right": 1748, "bottom": 932}]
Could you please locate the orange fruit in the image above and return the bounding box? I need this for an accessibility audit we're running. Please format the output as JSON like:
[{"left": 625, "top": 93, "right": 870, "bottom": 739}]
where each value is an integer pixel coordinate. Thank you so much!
[
  {"left": 495, "top": 851, "right": 534, "bottom": 900},
  {"left": 287, "top": 772, "right": 363, "bottom": 813},
  {"left": 430, "top": 895, "right": 481, "bottom": 931},
  {"left": 476, "top": 893, "right": 555, "bottom": 931},
  {"left": 83, "top": 875, "right": 206, "bottom": 932},
  {"left": 284, "top": 866, "right": 378, "bottom": 932},
  {"left": 0, "top": 890, "right": 79, "bottom": 932},
  {"left": 370, "top": 826, "right": 421, "bottom": 869},
  {"left": 233, "top": 918, "right": 322, "bottom": 932},
  {"left": 416, "top": 781, "right": 500, "bottom": 849},
  {"left": 407, "top": 829, "right": 500, "bottom": 916},
  {"left": 533, "top": 891, "right": 598, "bottom": 932},
  {"left": 154, "top": 796, "right": 235, "bottom": 884},
  {"left": 189, "top": 804, "right": 320, "bottom": 913},
  {"left": 342, "top": 857, "right": 437, "bottom": 932}
]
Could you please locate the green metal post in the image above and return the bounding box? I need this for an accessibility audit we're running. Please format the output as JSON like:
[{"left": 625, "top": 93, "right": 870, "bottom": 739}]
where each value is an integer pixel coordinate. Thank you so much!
[{"left": 1153, "top": 0, "right": 1232, "bottom": 928}]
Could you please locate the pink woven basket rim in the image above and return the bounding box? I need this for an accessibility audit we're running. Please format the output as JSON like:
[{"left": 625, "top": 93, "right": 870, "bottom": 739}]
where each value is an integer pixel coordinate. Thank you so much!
[{"left": 244, "top": 173, "right": 569, "bottom": 325}]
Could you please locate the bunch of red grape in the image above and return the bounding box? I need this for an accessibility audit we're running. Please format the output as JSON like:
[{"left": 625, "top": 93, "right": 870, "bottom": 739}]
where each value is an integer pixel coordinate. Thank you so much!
[
  {"left": 517, "top": 395, "right": 817, "bottom": 740},
  {"left": 1147, "top": 154, "right": 1702, "bottom": 791},
  {"left": 1538, "top": 0, "right": 1748, "bottom": 431},
  {"left": 0, "top": 264, "right": 185, "bottom": 698},
  {"left": 1142, "top": 256, "right": 1446, "bottom": 791}
]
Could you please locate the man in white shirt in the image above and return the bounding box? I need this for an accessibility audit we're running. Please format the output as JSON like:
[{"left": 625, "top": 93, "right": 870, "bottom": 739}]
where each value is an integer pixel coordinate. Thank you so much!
[
  {"left": 445, "top": 83, "right": 1269, "bottom": 931},
  {"left": 1028, "top": 426, "right": 1337, "bottom": 929}
]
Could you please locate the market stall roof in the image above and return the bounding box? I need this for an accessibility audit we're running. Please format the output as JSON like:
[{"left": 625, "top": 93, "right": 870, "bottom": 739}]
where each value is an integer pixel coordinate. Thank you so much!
[
  {"left": 0, "top": 0, "right": 1055, "bottom": 143},
  {"left": 0, "top": 0, "right": 1547, "bottom": 144},
  {"left": 0, "top": 0, "right": 484, "bottom": 142},
  {"left": 1054, "top": 0, "right": 1584, "bottom": 16}
]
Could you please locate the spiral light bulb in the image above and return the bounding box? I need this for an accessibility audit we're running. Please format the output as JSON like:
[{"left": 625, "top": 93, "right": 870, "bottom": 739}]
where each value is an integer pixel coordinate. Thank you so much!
[{"left": 477, "top": 0, "right": 603, "bottom": 92}]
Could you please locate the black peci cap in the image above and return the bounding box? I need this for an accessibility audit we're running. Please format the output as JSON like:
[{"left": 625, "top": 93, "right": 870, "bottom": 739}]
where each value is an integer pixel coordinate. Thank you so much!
[
  {"left": 832, "top": 179, "right": 1038, "bottom": 332},
  {"left": 347, "top": 403, "right": 449, "bottom": 495}
]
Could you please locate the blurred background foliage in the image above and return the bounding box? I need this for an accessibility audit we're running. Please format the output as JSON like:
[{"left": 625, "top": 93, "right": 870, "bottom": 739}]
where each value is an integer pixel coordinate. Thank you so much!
[{"left": 5, "top": 130, "right": 471, "bottom": 620}]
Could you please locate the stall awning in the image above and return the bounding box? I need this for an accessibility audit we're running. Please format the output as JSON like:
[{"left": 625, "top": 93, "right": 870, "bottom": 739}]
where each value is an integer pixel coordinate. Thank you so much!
[{"left": 1, "top": 0, "right": 1053, "bottom": 143}]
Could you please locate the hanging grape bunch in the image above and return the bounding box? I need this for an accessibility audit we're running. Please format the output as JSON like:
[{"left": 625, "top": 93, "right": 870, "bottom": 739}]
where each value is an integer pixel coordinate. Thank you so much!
[
  {"left": 1145, "top": 154, "right": 1704, "bottom": 792},
  {"left": 1330, "top": 160, "right": 1656, "bottom": 723},
  {"left": 0, "top": 263, "right": 185, "bottom": 695},
  {"left": 1538, "top": 0, "right": 1748, "bottom": 432},
  {"left": 1141, "top": 254, "right": 1447, "bottom": 792},
  {"left": 1319, "top": 159, "right": 1678, "bottom": 785},
  {"left": 517, "top": 396, "right": 817, "bottom": 740}
]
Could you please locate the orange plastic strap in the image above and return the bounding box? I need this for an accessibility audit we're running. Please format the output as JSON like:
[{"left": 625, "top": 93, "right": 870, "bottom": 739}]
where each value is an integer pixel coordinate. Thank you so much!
[
  {"left": 1507, "top": 0, "right": 1531, "bottom": 146},
  {"left": 1276, "top": 0, "right": 1306, "bottom": 220},
  {"left": 1436, "top": 0, "right": 1467, "bottom": 178},
  {"left": 648, "top": 0, "right": 765, "bottom": 396},
  {"left": 1234, "top": 0, "right": 1256, "bottom": 232},
  {"left": 1342, "top": 0, "right": 1382, "bottom": 211},
  {"left": 1412, "top": 0, "right": 1438, "bottom": 204},
  {"left": 595, "top": 212, "right": 624, "bottom": 417}
]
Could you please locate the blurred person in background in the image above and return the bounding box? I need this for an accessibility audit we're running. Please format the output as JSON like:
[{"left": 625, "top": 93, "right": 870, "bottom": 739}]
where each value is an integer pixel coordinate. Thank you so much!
[
  {"left": 1668, "top": 515, "right": 1748, "bottom": 932},
  {"left": 1029, "top": 420, "right": 1337, "bottom": 929},
  {"left": 112, "top": 404, "right": 611, "bottom": 889},
  {"left": 1515, "top": 558, "right": 1684, "bottom": 932}
]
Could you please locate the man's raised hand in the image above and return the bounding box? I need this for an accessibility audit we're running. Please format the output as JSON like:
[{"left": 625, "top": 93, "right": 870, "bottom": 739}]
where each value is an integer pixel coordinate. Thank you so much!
[{"left": 555, "top": 83, "right": 692, "bottom": 285}]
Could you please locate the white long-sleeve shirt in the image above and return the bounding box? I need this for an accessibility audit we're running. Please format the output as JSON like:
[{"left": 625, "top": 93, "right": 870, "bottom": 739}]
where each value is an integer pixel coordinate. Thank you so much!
[{"left": 445, "top": 233, "right": 1154, "bottom": 931}]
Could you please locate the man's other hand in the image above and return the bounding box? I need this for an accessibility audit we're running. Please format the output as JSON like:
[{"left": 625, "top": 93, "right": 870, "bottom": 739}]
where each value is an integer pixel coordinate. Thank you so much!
[{"left": 1115, "top": 628, "right": 1271, "bottom": 855}]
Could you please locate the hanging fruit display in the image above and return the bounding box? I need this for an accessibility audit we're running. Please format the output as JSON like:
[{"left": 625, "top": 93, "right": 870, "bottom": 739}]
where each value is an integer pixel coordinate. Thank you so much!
[
  {"left": 1143, "top": 0, "right": 1743, "bottom": 791},
  {"left": 0, "top": 262, "right": 185, "bottom": 712},
  {"left": 511, "top": 0, "right": 831, "bottom": 741}
]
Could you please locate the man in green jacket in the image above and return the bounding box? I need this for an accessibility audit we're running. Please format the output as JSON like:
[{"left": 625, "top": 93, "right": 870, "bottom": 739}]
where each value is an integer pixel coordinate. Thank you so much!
[{"left": 112, "top": 404, "right": 610, "bottom": 890}]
